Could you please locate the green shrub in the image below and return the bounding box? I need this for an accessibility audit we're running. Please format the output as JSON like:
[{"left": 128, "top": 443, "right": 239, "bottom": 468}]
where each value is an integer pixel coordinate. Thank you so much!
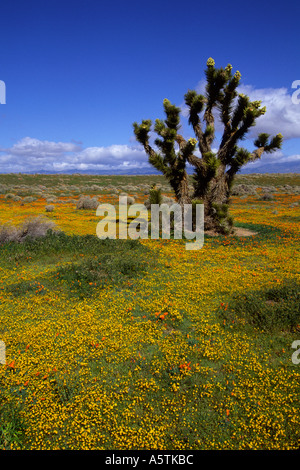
[
  {"left": 0, "top": 403, "right": 24, "bottom": 449},
  {"left": 220, "top": 279, "right": 300, "bottom": 332},
  {"left": 144, "top": 185, "right": 163, "bottom": 210},
  {"left": 149, "top": 185, "right": 162, "bottom": 205}
]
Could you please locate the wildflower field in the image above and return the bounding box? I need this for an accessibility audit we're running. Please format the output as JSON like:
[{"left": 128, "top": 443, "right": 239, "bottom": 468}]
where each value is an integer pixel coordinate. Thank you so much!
[{"left": 0, "top": 173, "right": 299, "bottom": 450}]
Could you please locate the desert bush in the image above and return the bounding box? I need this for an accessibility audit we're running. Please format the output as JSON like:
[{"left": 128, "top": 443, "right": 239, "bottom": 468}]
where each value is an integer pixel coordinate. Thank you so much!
[
  {"left": 23, "top": 196, "right": 36, "bottom": 203},
  {"left": 4, "top": 193, "right": 15, "bottom": 200},
  {"left": 0, "top": 223, "right": 19, "bottom": 244},
  {"left": 259, "top": 193, "right": 274, "bottom": 201},
  {"left": 45, "top": 205, "right": 55, "bottom": 212},
  {"left": 127, "top": 196, "right": 135, "bottom": 205},
  {"left": 90, "top": 185, "right": 103, "bottom": 191},
  {"left": 119, "top": 193, "right": 135, "bottom": 205},
  {"left": 0, "top": 184, "right": 7, "bottom": 194},
  {"left": 231, "top": 184, "right": 257, "bottom": 196},
  {"left": 0, "top": 216, "right": 56, "bottom": 245},
  {"left": 125, "top": 185, "right": 139, "bottom": 192},
  {"left": 17, "top": 217, "right": 56, "bottom": 242},
  {"left": 69, "top": 185, "right": 80, "bottom": 192},
  {"left": 76, "top": 196, "right": 99, "bottom": 210},
  {"left": 46, "top": 197, "right": 57, "bottom": 203},
  {"left": 15, "top": 188, "right": 33, "bottom": 197},
  {"left": 110, "top": 187, "right": 119, "bottom": 194}
]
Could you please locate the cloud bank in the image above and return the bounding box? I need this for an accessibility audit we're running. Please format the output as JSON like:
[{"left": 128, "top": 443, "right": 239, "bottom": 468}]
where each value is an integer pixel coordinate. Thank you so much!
[
  {"left": 0, "top": 83, "right": 299, "bottom": 173},
  {"left": 0, "top": 138, "right": 150, "bottom": 173}
]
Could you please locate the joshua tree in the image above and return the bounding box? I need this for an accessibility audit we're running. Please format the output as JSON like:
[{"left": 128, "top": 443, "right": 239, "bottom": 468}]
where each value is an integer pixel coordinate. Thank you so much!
[
  {"left": 133, "top": 99, "right": 195, "bottom": 206},
  {"left": 133, "top": 58, "right": 283, "bottom": 234}
]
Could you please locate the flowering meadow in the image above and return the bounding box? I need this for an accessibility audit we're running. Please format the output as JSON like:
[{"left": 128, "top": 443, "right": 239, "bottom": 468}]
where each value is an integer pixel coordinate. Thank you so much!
[{"left": 0, "top": 173, "right": 299, "bottom": 450}]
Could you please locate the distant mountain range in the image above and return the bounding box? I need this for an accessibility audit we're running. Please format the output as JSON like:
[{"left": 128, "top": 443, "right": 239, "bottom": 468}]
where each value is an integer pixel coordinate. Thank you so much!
[
  {"left": 16, "top": 161, "right": 299, "bottom": 175},
  {"left": 239, "top": 161, "right": 300, "bottom": 174},
  {"left": 3, "top": 159, "right": 299, "bottom": 175}
]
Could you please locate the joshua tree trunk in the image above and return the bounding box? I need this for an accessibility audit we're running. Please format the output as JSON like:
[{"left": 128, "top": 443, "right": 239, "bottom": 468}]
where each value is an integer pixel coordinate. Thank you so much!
[
  {"left": 201, "top": 166, "right": 232, "bottom": 233},
  {"left": 173, "top": 172, "right": 192, "bottom": 206}
]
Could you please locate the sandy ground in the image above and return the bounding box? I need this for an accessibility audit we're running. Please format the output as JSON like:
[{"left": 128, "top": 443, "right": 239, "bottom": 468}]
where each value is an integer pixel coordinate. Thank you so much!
[{"left": 205, "top": 227, "right": 258, "bottom": 237}]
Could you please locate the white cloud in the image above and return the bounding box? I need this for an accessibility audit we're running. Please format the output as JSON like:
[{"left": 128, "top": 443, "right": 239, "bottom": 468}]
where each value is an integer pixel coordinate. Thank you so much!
[
  {"left": 1, "top": 137, "right": 81, "bottom": 157},
  {"left": 181, "top": 80, "right": 300, "bottom": 140},
  {"left": 76, "top": 145, "right": 146, "bottom": 164},
  {"left": 0, "top": 138, "right": 150, "bottom": 173},
  {"left": 238, "top": 84, "right": 300, "bottom": 140}
]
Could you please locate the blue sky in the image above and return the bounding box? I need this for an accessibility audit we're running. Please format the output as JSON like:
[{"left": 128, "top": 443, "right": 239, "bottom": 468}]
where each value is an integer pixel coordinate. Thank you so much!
[{"left": 0, "top": 0, "right": 300, "bottom": 173}]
